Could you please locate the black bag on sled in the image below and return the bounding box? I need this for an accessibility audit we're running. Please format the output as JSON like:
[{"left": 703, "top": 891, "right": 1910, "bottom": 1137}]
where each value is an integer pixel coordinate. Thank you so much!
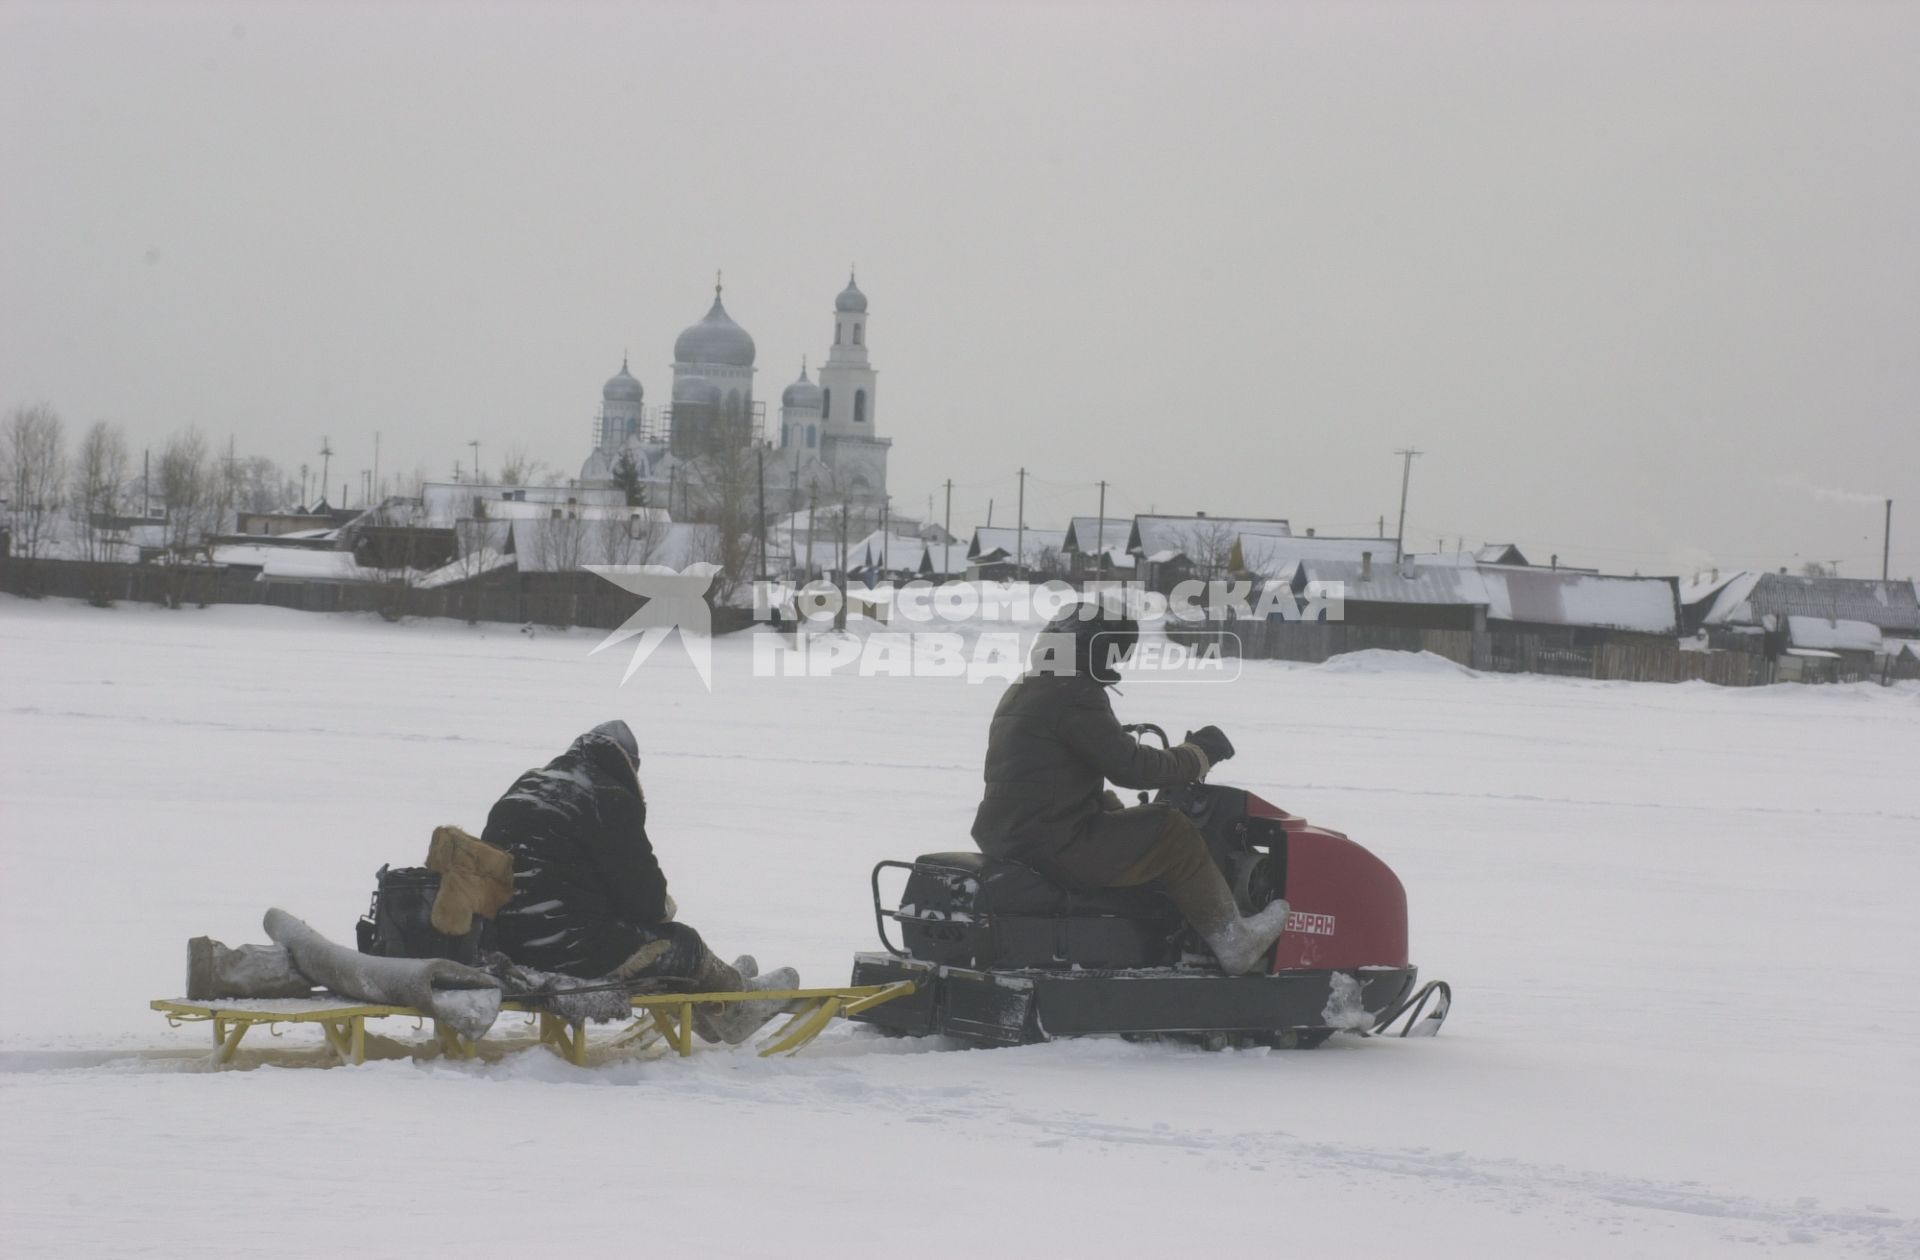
[{"left": 355, "top": 865, "right": 488, "bottom": 964}]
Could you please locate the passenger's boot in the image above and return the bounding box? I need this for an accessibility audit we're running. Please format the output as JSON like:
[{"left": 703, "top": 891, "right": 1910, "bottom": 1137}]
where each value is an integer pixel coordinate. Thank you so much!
[
  {"left": 186, "top": 937, "right": 314, "bottom": 1000},
  {"left": 685, "top": 948, "right": 802, "bottom": 1045},
  {"left": 1165, "top": 863, "right": 1291, "bottom": 976}
]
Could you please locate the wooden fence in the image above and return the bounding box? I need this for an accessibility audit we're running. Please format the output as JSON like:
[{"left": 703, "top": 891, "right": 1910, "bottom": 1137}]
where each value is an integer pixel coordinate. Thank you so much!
[{"left": 0, "top": 558, "right": 753, "bottom": 635}]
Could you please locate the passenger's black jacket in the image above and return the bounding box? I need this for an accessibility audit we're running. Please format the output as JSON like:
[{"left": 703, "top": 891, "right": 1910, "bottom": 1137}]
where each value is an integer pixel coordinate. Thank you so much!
[
  {"left": 482, "top": 721, "right": 668, "bottom": 977},
  {"left": 970, "top": 673, "right": 1208, "bottom": 885}
]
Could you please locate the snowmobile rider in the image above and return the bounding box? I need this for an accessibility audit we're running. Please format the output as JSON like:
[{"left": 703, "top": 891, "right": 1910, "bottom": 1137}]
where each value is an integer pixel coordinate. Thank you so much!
[
  {"left": 481, "top": 719, "right": 797, "bottom": 1044},
  {"left": 970, "top": 607, "right": 1292, "bottom": 974}
]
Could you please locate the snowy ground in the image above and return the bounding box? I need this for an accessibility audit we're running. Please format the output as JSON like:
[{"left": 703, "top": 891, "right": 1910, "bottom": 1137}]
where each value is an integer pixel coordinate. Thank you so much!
[{"left": 3, "top": 596, "right": 1918, "bottom": 1259}]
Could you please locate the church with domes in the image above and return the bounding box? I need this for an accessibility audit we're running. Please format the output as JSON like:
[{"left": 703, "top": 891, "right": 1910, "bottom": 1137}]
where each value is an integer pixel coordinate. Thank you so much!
[{"left": 579, "top": 274, "right": 892, "bottom": 519}]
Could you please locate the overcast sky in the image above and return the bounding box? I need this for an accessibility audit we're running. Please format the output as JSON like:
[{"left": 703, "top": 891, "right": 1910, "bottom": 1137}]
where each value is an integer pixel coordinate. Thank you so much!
[{"left": 3, "top": 0, "right": 1915, "bottom": 577}]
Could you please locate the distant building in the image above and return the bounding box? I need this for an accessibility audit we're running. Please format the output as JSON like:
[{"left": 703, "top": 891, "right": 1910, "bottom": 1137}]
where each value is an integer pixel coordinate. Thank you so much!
[
  {"left": 578, "top": 275, "right": 892, "bottom": 524},
  {"left": 1680, "top": 571, "right": 1920, "bottom": 642}
]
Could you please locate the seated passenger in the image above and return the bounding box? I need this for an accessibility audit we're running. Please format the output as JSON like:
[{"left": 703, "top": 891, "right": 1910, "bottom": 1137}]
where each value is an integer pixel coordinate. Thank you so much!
[
  {"left": 970, "top": 607, "right": 1290, "bottom": 973},
  {"left": 482, "top": 719, "right": 795, "bottom": 1043}
]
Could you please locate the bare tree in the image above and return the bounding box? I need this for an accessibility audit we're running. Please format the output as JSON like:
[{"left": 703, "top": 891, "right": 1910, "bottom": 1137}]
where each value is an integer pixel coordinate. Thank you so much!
[
  {"left": 499, "top": 446, "right": 548, "bottom": 487},
  {"left": 532, "top": 510, "right": 589, "bottom": 576},
  {"left": 1171, "top": 519, "right": 1239, "bottom": 583},
  {"left": 157, "top": 428, "right": 218, "bottom": 559},
  {"left": 1800, "top": 560, "right": 1837, "bottom": 578},
  {"left": 1028, "top": 543, "right": 1070, "bottom": 581},
  {"left": 69, "top": 420, "right": 130, "bottom": 567},
  {"left": 2, "top": 404, "right": 69, "bottom": 567},
  {"left": 688, "top": 439, "right": 762, "bottom": 605},
  {"left": 234, "top": 455, "right": 296, "bottom": 514}
]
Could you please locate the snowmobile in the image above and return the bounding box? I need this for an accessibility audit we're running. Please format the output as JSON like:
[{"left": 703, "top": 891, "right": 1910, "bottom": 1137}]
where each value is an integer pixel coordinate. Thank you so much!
[{"left": 848, "top": 725, "right": 1449, "bottom": 1049}]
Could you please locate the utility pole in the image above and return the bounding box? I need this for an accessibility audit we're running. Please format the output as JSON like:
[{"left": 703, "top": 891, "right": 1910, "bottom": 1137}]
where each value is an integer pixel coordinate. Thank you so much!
[
  {"left": 943, "top": 478, "right": 953, "bottom": 543},
  {"left": 805, "top": 486, "right": 817, "bottom": 582},
  {"left": 319, "top": 437, "right": 334, "bottom": 506},
  {"left": 756, "top": 445, "right": 767, "bottom": 581},
  {"left": 468, "top": 440, "right": 481, "bottom": 485},
  {"left": 1885, "top": 499, "right": 1894, "bottom": 581},
  {"left": 836, "top": 501, "right": 849, "bottom": 631},
  {"left": 1378, "top": 514, "right": 1384, "bottom": 539},
  {"left": 987, "top": 498, "right": 994, "bottom": 526},
  {"left": 1016, "top": 467, "right": 1027, "bottom": 581},
  {"left": 143, "top": 449, "right": 150, "bottom": 518},
  {"left": 1096, "top": 478, "right": 1108, "bottom": 580},
  {"left": 1393, "top": 448, "right": 1422, "bottom": 559},
  {"left": 372, "top": 431, "right": 381, "bottom": 504}
]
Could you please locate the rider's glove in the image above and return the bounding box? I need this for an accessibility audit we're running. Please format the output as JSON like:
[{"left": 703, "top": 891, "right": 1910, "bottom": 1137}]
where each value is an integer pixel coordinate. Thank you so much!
[{"left": 1184, "top": 726, "right": 1235, "bottom": 766}]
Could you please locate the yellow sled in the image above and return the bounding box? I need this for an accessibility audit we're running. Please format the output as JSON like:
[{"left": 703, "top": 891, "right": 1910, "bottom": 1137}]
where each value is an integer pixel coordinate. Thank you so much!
[{"left": 151, "top": 980, "right": 915, "bottom": 1069}]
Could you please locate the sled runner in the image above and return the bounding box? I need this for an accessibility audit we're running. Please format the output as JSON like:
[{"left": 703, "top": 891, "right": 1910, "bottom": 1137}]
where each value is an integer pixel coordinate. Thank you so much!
[{"left": 151, "top": 979, "right": 915, "bottom": 1068}]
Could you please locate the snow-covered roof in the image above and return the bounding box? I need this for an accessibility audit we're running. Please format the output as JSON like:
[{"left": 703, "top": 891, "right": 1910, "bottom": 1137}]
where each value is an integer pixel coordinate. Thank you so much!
[
  {"left": 1786, "top": 616, "right": 1882, "bottom": 653},
  {"left": 1061, "top": 517, "right": 1131, "bottom": 556},
  {"left": 921, "top": 542, "right": 971, "bottom": 577},
  {"left": 419, "top": 481, "right": 629, "bottom": 528},
  {"left": 968, "top": 526, "right": 1068, "bottom": 566},
  {"left": 1286, "top": 559, "right": 1679, "bottom": 633},
  {"left": 1681, "top": 571, "right": 1920, "bottom": 634},
  {"left": 509, "top": 518, "right": 717, "bottom": 573},
  {"left": 1474, "top": 543, "right": 1529, "bottom": 565},
  {"left": 852, "top": 531, "right": 928, "bottom": 571},
  {"left": 1128, "top": 515, "right": 1291, "bottom": 561},
  {"left": 414, "top": 549, "right": 515, "bottom": 589},
  {"left": 1487, "top": 569, "right": 1678, "bottom": 634},
  {"left": 211, "top": 545, "right": 385, "bottom": 583},
  {"left": 1232, "top": 534, "right": 1399, "bottom": 576}
]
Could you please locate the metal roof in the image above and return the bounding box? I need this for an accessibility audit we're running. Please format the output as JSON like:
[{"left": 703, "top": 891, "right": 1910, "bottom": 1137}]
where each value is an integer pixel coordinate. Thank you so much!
[{"left": 1681, "top": 571, "right": 1920, "bottom": 634}]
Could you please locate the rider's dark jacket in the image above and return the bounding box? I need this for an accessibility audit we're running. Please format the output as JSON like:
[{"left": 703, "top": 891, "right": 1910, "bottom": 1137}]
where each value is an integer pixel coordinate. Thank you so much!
[
  {"left": 482, "top": 721, "right": 670, "bottom": 977},
  {"left": 970, "top": 672, "right": 1208, "bottom": 886}
]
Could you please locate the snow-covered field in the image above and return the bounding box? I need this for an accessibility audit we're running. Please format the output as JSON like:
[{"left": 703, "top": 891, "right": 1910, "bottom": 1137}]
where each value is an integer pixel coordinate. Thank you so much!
[{"left": 3, "top": 597, "right": 1918, "bottom": 1258}]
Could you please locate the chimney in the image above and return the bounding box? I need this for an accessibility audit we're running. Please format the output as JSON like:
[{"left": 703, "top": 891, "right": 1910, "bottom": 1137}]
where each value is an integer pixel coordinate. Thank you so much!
[
  {"left": 1195, "top": 510, "right": 1207, "bottom": 519},
  {"left": 1306, "top": 527, "right": 1315, "bottom": 538},
  {"left": 1550, "top": 554, "right": 1558, "bottom": 570},
  {"left": 1360, "top": 551, "right": 1372, "bottom": 581},
  {"left": 1710, "top": 567, "right": 1718, "bottom": 582}
]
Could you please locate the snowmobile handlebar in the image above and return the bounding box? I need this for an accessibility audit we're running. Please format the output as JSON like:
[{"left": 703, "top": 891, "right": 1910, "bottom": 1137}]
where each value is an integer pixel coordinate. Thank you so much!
[{"left": 1121, "top": 722, "right": 1170, "bottom": 748}]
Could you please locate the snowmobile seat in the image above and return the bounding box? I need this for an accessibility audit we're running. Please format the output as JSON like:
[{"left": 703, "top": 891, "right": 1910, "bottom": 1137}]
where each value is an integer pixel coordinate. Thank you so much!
[
  {"left": 913, "top": 851, "right": 1172, "bottom": 918},
  {"left": 895, "top": 852, "right": 1179, "bottom": 970}
]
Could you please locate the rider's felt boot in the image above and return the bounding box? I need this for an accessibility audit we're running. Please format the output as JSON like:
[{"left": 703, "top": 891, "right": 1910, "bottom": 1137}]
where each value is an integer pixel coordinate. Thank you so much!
[
  {"left": 1164, "top": 858, "right": 1291, "bottom": 976},
  {"left": 685, "top": 947, "right": 801, "bottom": 1045},
  {"left": 186, "top": 937, "right": 314, "bottom": 1000}
]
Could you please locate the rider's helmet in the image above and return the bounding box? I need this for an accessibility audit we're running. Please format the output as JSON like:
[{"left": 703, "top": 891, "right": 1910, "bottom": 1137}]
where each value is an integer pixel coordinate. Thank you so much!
[{"left": 1036, "top": 602, "right": 1139, "bottom": 685}]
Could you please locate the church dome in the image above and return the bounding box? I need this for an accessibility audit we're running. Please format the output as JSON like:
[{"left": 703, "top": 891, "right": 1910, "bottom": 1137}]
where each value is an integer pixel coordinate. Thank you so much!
[
  {"left": 834, "top": 273, "right": 868, "bottom": 313},
  {"left": 603, "top": 359, "right": 643, "bottom": 403},
  {"left": 673, "top": 373, "right": 721, "bottom": 405},
  {"left": 782, "top": 361, "right": 822, "bottom": 411},
  {"left": 580, "top": 447, "right": 613, "bottom": 483},
  {"left": 674, "top": 286, "right": 755, "bottom": 368}
]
